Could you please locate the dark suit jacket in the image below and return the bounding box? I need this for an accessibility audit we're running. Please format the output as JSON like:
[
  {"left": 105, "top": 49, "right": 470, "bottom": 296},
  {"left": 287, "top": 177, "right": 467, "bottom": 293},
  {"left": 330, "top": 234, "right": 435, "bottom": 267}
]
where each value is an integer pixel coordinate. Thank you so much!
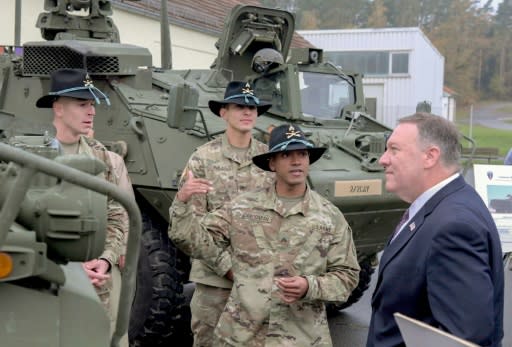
[{"left": 367, "top": 175, "right": 504, "bottom": 347}]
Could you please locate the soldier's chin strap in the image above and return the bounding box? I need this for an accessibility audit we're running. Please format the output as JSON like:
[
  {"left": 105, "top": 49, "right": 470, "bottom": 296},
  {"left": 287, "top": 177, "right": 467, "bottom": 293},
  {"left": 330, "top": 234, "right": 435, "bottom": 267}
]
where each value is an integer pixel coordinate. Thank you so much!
[{"left": 49, "top": 86, "right": 111, "bottom": 106}]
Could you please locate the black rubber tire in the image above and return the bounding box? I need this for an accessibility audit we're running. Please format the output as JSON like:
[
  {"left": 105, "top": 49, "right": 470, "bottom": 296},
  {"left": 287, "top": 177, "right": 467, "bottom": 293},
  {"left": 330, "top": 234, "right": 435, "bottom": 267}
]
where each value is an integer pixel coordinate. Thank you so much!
[
  {"left": 327, "top": 257, "right": 376, "bottom": 315},
  {"left": 128, "top": 199, "right": 190, "bottom": 346}
]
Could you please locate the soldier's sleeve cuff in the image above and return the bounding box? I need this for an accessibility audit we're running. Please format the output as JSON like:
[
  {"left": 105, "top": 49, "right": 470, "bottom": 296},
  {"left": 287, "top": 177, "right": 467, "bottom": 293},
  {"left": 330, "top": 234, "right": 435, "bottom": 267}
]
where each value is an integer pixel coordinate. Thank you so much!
[
  {"left": 99, "top": 251, "right": 116, "bottom": 269},
  {"left": 302, "top": 275, "right": 318, "bottom": 301},
  {"left": 213, "top": 251, "right": 232, "bottom": 277},
  {"left": 170, "top": 199, "right": 192, "bottom": 217},
  {"left": 99, "top": 257, "right": 112, "bottom": 272}
]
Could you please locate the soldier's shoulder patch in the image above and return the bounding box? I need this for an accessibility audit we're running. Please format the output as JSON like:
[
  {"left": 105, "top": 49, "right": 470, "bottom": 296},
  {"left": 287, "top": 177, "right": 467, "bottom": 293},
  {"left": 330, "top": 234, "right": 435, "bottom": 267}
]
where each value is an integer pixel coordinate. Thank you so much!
[
  {"left": 254, "top": 138, "right": 268, "bottom": 151},
  {"left": 193, "top": 142, "right": 221, "bottom": 159},
  {"left": 85, "top": 137, "right": 107, "bottom": 151}
]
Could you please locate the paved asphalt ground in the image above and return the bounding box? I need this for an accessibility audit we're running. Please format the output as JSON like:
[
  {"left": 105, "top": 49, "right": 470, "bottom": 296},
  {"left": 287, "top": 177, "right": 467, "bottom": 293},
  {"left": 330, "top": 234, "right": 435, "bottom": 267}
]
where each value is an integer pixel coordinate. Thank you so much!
[
  {"left": 329, "top": 263, "right": 375, "bottom": 347},
  {"left": 462, "top": 101, "right": 512, "bottom": 130}
]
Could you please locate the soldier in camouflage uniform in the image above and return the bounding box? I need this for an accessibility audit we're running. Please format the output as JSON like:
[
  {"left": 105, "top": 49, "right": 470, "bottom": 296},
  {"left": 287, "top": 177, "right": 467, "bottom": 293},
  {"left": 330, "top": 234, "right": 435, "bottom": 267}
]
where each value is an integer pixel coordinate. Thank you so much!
[
  {"left": 36, "top": 68, "right": 128, "bottom": 313},
  {"left": 169, "top": 81, "right": 274, "bottom": 347},
  {"left": 89, "top": 129, "right": 132, "bottom": 346},
  {"left": 106, "top": 150, "right": 132, "bottom": 347},
  {"left": 170, "top": 124, "right": 360, "bottom": 347}
]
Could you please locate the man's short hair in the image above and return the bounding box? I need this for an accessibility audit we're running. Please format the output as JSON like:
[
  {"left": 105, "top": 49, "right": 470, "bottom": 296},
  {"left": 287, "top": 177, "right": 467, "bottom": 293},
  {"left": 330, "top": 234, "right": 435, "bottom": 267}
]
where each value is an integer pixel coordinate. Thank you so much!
[{"left": 398, "top": 112, "right": 461, "bottom": 166}]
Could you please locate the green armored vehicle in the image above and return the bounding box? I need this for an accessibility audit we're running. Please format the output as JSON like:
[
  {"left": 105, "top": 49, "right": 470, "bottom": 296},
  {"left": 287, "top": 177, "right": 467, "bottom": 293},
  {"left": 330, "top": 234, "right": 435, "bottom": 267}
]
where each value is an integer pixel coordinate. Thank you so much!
[
  {"left": 0, "top": 0, "right": 406, "bottom": 345},
  {"left": 0, "top": 142, "right": 141, "bottom": 347}
]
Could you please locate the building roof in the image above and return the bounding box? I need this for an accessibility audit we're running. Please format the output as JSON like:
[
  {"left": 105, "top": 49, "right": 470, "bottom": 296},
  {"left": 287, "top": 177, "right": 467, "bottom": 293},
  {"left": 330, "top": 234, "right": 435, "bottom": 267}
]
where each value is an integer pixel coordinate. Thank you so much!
[
  {"left": 299, "top": 27, "right": 442, "bottom": 60},
  {"left": 111, "top": 0, "right": 313, "bottom": 48},
  {"left": 443, "top": 86, "right": 457, "bottom": 97}
]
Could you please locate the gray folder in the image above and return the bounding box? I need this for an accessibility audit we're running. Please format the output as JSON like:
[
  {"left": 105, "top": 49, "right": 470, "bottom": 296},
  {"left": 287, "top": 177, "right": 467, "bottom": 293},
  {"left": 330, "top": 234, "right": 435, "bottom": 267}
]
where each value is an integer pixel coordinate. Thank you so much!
[{"left": 394, "top": 312, "right": 480, "bottom": 347}]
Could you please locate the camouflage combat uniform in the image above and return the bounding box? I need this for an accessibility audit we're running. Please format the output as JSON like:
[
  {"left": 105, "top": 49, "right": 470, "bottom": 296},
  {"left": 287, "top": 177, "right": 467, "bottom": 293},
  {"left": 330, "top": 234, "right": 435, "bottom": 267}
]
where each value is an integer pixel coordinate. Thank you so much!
[
  {"left": 169, "top": 133, "right": 274, "bottom": 346},
  {"left": 170, "top": 184, "right": 360, "bottom": 347},
  {"left": 106, "top": 150, "right": 133, "bottom": 262},
  {"left": 106, "top": 150, "right": 132, "bottom": 346},
  {"left": 74, "top": 135, "right": 129, "bottom": 311}
]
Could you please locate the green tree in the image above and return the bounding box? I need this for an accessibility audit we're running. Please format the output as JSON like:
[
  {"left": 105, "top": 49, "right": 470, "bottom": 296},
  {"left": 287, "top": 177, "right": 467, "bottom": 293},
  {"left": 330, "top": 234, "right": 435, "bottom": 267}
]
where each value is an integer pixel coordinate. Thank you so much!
[
  {"left": 382, "top": 0, "right": 421, "bottom": 27},
  {"left": 295, "top": 0, "right": 371, "bottom": 29},
  {"left": 427, "top": 0, "right": 491, "bottom": 102},
  {"left": 367, "top": 0, "right": 389, "bottom": 27},
  {"left": 300, "top": 10, "right": 319, "bottom": 29},
  {"left": 487, "top": 0, "right": 512, "bottom": 98}
]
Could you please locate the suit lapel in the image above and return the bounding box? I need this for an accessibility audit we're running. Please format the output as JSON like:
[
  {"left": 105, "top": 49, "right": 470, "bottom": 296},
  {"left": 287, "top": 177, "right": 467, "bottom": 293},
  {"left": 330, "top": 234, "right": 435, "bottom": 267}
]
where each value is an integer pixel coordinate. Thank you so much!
[
  {"left": 373, "top": 175, "right": 467, "bottom": 297},
  {"left": 378, "top": 213, "right": 425, "bottom": 276}
]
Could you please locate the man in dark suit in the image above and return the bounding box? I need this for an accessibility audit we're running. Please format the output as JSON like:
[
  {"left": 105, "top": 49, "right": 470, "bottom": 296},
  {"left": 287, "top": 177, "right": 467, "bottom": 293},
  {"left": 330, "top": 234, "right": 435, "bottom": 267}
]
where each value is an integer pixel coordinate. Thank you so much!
[{"left": 366, "top": 112, "right": 504, "bottom": 347}]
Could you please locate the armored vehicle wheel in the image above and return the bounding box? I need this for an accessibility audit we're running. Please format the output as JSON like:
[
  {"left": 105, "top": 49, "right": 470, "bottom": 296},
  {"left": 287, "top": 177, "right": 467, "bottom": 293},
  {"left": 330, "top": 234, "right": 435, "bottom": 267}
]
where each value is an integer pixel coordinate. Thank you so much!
[
  {"left": 129, "top": 198, "right": 191, "bottom": 346},
  {"left": 327, "top": 257, "right": 375, "bottom": 315}
]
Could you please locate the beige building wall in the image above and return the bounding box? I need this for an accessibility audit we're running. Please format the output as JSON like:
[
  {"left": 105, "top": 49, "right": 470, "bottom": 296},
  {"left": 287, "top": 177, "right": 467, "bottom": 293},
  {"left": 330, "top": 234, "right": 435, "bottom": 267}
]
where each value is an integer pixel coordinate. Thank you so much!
[
  {"left": 113, "top": 10, "right": 217, "bottom": 69},
  {"left": 0, "top": 0, "right": 43, "bottom": 44},
  {"left": 0, "top": 0, "right": 218, "bottom": 69}
]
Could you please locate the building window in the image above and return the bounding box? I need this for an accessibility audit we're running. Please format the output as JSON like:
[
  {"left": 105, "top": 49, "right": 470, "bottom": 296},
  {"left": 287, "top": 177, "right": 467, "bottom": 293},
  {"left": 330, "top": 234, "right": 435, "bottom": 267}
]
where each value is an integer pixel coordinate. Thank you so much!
[
  {"left": 391, "top": 52, "right": 409, "bottom": 74},
  {"left": 325, "top": 51, "right": 409, "bottom": 76}
]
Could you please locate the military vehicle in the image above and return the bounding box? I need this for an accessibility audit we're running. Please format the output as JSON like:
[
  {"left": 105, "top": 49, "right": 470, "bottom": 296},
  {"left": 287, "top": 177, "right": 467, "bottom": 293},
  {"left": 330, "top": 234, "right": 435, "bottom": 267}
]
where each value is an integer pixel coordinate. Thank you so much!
[
  {"left": 490, "top": 197, "right": 512, "bottom": 214},
  {"left": 0, "top": 0, "right": 407, "bottom": 345},
  {"left": 0, "top": 142, "right": 141, "bottom": 347}
]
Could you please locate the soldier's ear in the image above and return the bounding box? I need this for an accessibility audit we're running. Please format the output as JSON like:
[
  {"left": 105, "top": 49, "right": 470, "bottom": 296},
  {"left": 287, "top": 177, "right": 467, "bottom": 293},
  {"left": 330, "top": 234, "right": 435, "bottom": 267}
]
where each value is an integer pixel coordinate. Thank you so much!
[
  {"left": 219, "top": 106, "right": 228, "bottom": 119},
  {"left": 269, "top": 157, "right": 275, "bottom": 172},
  {"left": 53, "top": 100, "right": 64, "bottom": 117}
]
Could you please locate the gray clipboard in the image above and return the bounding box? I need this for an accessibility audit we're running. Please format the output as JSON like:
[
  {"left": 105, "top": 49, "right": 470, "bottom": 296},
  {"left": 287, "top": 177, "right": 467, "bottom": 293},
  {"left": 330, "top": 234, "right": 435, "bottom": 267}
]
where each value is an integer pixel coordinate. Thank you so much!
[{"left": 394, "top": 312, "right": 480, "bottom": 347}]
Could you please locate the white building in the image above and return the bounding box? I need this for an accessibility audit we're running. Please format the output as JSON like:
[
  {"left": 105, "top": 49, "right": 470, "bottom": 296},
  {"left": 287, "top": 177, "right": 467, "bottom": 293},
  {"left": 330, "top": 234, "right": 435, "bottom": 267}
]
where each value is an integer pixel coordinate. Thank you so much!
[
  {"left": 298, "top": 28, "right": 448, "bottom": 127},
  {"left": 443, "top": 86, "right": 457, "bottom": 122}
]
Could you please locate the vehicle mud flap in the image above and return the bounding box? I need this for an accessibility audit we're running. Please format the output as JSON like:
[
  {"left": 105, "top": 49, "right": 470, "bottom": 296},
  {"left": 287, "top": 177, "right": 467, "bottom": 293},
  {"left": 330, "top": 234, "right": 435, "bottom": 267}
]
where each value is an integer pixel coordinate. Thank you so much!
[
  {"left": 327, "top": 256, "right": 375, "bottom": 315},
  {"left": 128, "top": 199, "right": 192, "bottom": 346}
]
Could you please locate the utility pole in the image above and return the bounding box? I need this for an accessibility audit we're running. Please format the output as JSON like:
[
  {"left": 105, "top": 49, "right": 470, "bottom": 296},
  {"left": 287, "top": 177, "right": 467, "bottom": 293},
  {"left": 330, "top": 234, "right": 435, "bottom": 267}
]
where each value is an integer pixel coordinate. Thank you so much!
[
  {"left": 160, "top": 0, "right": 172, "bottom": 69},
  {"left": 469, "top": 104, "right": 473, "bottom": 139},
  {"left": 15, "top": 0, "right": 22, "bottom": 46}
]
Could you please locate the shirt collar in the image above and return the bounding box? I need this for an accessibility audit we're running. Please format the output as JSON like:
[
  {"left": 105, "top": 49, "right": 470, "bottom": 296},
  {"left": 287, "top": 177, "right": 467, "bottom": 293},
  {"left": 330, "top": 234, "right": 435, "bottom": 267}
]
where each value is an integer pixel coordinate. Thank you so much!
[
  {"left": 266, "top": 183, "right": 311, "bottom": 217},
  {"left": 408, "top": 172, "right": 460, "bottom": 220},
  {"left": 220, "top": 132, "right": 255, "bottom": 164}
]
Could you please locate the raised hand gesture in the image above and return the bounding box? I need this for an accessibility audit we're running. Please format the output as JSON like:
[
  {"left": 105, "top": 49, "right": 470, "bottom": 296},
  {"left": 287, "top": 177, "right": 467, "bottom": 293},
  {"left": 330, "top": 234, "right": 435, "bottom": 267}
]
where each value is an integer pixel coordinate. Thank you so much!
[{"left": 176, "top": 170, "right": 213, "bottom": 203}]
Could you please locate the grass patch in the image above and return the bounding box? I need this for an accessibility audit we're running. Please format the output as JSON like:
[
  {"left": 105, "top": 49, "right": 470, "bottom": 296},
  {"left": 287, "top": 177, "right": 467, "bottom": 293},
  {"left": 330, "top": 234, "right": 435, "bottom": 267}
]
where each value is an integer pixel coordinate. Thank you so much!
[
  {"left": 455, "top": 105, "right": 471, "bottom": 122},
  {"left": 457, "top": 123, "right": 512, "bottom": 158}
]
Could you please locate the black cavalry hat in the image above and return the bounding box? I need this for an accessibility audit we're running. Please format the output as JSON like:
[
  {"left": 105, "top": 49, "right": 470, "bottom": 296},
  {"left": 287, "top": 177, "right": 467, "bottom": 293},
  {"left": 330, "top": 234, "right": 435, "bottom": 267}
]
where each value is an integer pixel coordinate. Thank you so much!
[
  {"left": 252, "top": 124, "right": 327, "bottom": 171},
  {"left": 208, "top": 81, "right": 272, "bottom": 117},
  {"left": 36, "top": 68, "right": 110, "bottom": 108}
]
